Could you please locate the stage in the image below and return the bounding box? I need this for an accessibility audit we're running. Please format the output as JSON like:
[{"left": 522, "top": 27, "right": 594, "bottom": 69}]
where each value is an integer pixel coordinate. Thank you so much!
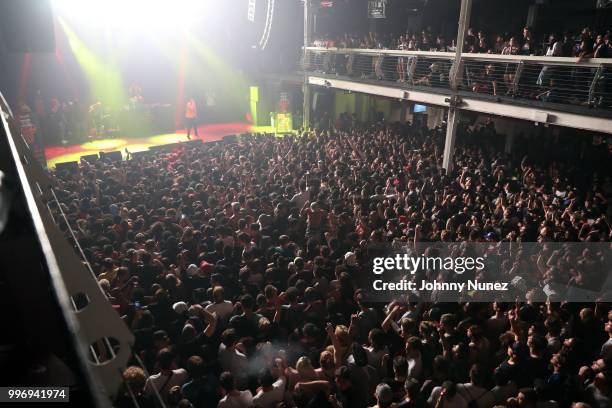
[{"left": 44, "top": 122, "right": 276, "bottom": 168}]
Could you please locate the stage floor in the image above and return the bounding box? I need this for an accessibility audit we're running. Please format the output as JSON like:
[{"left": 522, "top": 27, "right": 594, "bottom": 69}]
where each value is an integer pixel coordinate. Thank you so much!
[{"left": 44, "top": 122, "right": 275, "bottom": 168}]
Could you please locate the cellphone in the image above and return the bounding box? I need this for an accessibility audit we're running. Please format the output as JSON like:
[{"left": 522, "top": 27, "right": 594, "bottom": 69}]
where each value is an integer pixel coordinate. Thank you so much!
[{"left": 134, "top": 301, "right": 141, "bottom": 310}]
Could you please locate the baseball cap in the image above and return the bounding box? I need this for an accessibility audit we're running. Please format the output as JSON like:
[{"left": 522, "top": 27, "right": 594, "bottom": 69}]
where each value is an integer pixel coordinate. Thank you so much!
[
  {"left": 345, "top": 252, "right": 357, "bottom": 267},
  {"left": 375, "top": 383, "right": 393, "bottom": 404},
  {"left": 172, "top": 301, "right": 188, "bottom": 314},
  {"left": 187, "top": 264, "right": 200, "bottom": 277}
]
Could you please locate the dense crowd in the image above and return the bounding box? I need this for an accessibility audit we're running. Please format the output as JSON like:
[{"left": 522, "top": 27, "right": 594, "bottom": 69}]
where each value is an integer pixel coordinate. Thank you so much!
[
  {"left": 312, "top": 26, "right": 611, "bottom": 58},
  {"left": 50, "top": 117, "right": 612, "bottom": 408},
  {"left": 310, "top": 26, "right": 612, "bottom": 107}
]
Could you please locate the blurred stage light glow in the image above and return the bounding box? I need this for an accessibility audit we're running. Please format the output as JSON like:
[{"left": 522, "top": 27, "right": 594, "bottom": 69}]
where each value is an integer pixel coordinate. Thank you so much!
[
  {"left": 58, "top": 17, "right": 128, "bottom": 109},
  {"left": 52, "top": 0, "right": 209, "bottom": 30}
]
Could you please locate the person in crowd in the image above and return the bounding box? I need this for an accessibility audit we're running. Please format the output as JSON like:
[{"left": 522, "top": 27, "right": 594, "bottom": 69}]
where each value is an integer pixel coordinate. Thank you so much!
[
  {"left": 116, "top": 366, "right": 156, "bottom": 408},
  {"left": 217, "top": 371, "right": 252, "bottom": 407},
  {"left": 521, "top": 27, "right": 535, "bottom": 55},
  {"left": 144, "top": 348, "right": 189, "bottom": 403}
]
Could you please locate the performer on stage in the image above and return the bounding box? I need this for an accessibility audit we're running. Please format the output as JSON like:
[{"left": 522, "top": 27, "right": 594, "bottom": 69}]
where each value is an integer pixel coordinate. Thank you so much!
[
  {"left": 89, "top": 101, "right": 103, "bottom": 138},
  {"left": 185, "top": 97, "right": 198, "bottom": 139}
]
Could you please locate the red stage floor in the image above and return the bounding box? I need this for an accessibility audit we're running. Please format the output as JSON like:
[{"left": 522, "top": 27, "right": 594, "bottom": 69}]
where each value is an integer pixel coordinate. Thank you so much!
[{"left": 45, "top": 122, "right": 256, "bottom": 167}]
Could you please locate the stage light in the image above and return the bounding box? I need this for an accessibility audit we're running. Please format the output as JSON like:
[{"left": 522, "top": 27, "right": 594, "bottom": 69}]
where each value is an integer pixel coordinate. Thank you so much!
[
  {"left": 58, "top": 18, "right": 128, "bottom": 109},
  {"left": 52, "top": 0, "right": 209, "bottom": 30}
]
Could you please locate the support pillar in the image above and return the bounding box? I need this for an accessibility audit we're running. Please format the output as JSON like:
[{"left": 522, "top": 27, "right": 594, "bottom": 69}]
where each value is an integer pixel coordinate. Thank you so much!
[
  {"left": 302, "top": 0, "right": 312, "bottom": 130},
  {"left": 303, "top": 84, "right": 311, "bottom": 129},
  {"left": 442, "top": 0, "right": 471, "bottom": 172},
  {"left": 505, "top": 133, "right": 514, "bottom": 154},
  {"left": 443, "top": 108, "right": 459, "bottom": 172},
  {"left": 399, "top": 102, "right": 407, "bottom": 124},
  {"left": 355, "top": 93, "right": 364, "bottom": 121},
  {"left": 526, "top": 3, "right": 538, "bottom": 28},
  {"left": 450, "top": 0, "right": 472, "bottom": 89}
]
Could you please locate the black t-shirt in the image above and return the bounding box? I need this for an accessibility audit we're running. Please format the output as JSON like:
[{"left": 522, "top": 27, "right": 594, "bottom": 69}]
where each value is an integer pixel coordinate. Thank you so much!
[
  {"left": 182, "top": 374, "right": 221, "bottom": 408},
  {"left": 288, "top": 270, "right": 313, "bottom": 287},
  {"left": 281, "top": 303, "right": 306, "bottom": 331},
  {"left": 138, "top": 263, "right": 162, "bottom": 292},
  {"left": 498, "top": 360, "right": 533, "bottom": 388},
  {"left": 229, "top": 312, "right": 262, "bottom": 339},
  {"left": 115, "top": 393, "right": 156, "bottom": 408},
  {"left": 596, "top": 43, "right": 610, "bottom": 58},
  {"left": 527, "top": 356, "right": 551, "bottom": 382},
  {"left": 133, "top": 327, "right": 154, "bottom": 354},
  {"left": 147, "top": 301, "right": 175, "bottom": 331},
  {"left": 397, "top": 397, "right": 426, "bottom": 408},
  {"left": 336, "top": 386, "right": 366, "bottom": 408}
]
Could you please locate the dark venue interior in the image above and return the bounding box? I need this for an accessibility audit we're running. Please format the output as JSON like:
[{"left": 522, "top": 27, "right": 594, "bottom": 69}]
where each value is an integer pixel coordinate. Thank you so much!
[{"left": 0, "top": 1, "right": 611, "bottom": 407}]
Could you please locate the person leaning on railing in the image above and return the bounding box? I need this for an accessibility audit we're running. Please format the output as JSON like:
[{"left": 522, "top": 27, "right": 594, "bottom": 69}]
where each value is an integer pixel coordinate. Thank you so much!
[
  {"left": 501, "top": 37, "right": 521, "bottom": 94},
  {"left": 472, "top": 64, "right": 498, "bottom": 96}
]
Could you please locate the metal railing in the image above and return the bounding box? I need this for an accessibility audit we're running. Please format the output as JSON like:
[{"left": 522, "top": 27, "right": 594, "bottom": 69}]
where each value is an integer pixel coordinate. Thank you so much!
[
  {"left": 0, "top": 91, "right": 137, "bottom": 407},
  {"left": 302, "top": 47, "right": 612, "bottom": 110}
]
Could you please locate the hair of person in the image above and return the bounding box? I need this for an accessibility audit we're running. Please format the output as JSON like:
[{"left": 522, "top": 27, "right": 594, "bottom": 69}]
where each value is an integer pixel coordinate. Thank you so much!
[{"left": 219, "top": 371, "right": 235, "bottom": 391}]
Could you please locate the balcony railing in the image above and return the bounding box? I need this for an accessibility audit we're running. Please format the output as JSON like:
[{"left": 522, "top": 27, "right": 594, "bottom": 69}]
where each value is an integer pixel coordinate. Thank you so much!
[{"left": 302, "top": 47, "right": 612, "bottom": 112}]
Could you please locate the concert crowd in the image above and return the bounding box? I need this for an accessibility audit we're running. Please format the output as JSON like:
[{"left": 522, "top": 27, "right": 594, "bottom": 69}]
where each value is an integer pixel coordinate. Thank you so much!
[
  {"left": 312, "top": 26, "right": 611, "bottom": 58},
  {"left": 50, "top": 117, "right": 612, "bottom": 408}
]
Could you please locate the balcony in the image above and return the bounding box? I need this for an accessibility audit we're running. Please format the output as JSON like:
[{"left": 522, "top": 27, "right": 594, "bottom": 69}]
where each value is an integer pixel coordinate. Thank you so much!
[{"left": 302, "top": 47, "right": 612, "bottom": 133}]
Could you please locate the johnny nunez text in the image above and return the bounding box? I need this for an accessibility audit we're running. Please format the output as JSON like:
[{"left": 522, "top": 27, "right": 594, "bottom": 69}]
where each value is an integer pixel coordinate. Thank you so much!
[{"left": 372, "top": 279, "right": 509, "bottom": 292}]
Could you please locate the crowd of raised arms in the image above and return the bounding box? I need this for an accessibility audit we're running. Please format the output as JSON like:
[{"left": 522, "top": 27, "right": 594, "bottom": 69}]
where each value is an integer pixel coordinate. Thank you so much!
[
  {"left": 312, "top": 26, "right": 611, "bottom": 58},
  {"left": 49, "top": 117, "right": 612, "bottom": 408}
]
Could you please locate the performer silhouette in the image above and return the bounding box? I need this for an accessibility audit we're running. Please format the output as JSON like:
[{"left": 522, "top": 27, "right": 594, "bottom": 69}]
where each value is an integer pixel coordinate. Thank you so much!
[{"left": 185, "top": 97, "right": 198, "bottom": 140}]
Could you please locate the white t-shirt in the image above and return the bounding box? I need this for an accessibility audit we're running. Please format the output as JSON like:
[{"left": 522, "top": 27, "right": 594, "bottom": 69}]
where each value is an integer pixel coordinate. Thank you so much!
[
  {"left": 218, "top": 345, "right": 248, "bottom": 377},
  {"left": 206, "top": 300, "right": 234, "bottom": 321},
  {"left": 291, "top": 190, "right": 310, "bottom": 209},
  {"left": 218, "top": 390, "right": 253, "bottom": 408},
  {"left": 429, "top": 386, "right": 468, "bottom": 408},
  {"left": 144, "top": 368, "right": 189, "bottom": 401},
  {"left": 545, "top": 42, "right": 563, "bottom": 57},
  {"left": 365, "top": 346, "right": 388, "bottom": 371},
  {"left": 407, "top": 353, "right": 423, "bottom": 380},
  {"left": 458, "top": 383, "right": 495, "bottom": 408},
  {"left": 252, "top": 377, "right": 286, "bottom": 408},
  {"left": 491, "top": 383, "right": 518, "bottom": 405},
  {"left": 601, "top": 337, "right": 612, "bottom": 359}
]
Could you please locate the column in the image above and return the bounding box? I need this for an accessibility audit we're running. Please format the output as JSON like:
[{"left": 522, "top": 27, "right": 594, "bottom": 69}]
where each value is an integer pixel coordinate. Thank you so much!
[
  {"left": 303, "top": 84, "right": 311, "bottom": 129},
  {"left": 400, "top": 102, "right": 407, "bottom": 124},
  {"left": 526, "top": 3, "right": 538, "bottom": 28},
  {"left": 443, "top": 108, "right": 459, "bottom": 172},
  {"left": 302, "top": 0, "right": 312, "bottom": 129},
  {"left": 443, "top": 0, "right": 471, "bottom": 171},
  {"left": 504, "top": 133, "right": 514, "bottom": 154}
]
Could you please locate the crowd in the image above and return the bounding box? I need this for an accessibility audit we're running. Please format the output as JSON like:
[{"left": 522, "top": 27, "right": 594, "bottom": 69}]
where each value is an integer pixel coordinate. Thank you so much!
[
  {"left": 49, "top": 116, "right": 612, "bottom": 408},
  {"left": 310, "top": 26, "right": 612, "bottom": 107},
  {"left": 312, "top": 26, "right": 611, "bottom": 58}
]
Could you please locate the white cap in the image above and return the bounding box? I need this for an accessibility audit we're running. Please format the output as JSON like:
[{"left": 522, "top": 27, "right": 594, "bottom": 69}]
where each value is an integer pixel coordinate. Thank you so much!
[
  {"left": 187, "top": 264, "right": 200, "bottom": 276},
  {"left": 345, "top": 252, "right": 357, "bottom": 267},
  {"left": 172, "top": 301, "right": 188, "bottom": 314}
]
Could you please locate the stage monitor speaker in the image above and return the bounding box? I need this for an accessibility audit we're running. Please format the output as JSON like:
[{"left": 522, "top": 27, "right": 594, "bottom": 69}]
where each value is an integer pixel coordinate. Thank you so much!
[
  {"left": 0, "top": 0, "right": 55, "bottom": 52},
  {"left": 81, "top": 154, "right": 99, "bottom": 164},
  {"left": 131, "top": 150, "right": 153, "bottom": 159},
  {"left": 184, "top": 140, "right": 204, "bottom": 148},
  {"left": 149, "top": 143, "right": 182, "bottom": 152},
  {"left": 55, "top": 161, "right": 78, "bottom": 173},
  {"left": 99, "top": 151, "right": 122, "bottom": 162},
  {"left": 147, "top": 140, "right": 203, "bottom": 153},
  {"left": 222, "top": 135, "right": 238, "bottom": 144}
]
